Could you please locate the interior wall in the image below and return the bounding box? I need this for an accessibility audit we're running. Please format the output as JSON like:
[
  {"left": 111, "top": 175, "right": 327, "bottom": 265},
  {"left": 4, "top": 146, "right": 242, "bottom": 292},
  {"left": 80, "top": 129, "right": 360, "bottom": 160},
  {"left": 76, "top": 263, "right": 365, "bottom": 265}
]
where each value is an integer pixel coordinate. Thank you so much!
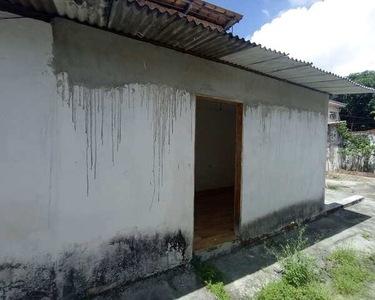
[{"left": 195, "top": 100, "right": 236, "bottom": 191}]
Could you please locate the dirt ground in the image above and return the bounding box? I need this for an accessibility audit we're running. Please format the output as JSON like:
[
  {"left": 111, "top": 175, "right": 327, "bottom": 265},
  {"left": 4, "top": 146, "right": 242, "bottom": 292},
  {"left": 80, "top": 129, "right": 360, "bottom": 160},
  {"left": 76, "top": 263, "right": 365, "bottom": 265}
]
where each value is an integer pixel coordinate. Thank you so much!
[{"left": 326, "top": 171, "right": 375, "bottom": 202}]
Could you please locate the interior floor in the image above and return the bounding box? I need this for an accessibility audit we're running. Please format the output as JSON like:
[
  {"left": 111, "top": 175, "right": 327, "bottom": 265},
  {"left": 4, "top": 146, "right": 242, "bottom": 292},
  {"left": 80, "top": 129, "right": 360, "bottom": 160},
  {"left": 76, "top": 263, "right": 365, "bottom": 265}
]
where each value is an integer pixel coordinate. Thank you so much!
[{"left": 194, "top": 187, "right": 236, "bottom": 251}]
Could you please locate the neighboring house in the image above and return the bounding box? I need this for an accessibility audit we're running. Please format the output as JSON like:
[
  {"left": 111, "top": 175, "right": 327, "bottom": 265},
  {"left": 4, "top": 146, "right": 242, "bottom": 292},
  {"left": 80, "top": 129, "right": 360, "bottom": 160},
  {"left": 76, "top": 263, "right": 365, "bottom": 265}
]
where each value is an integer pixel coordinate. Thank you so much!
[
  {"left": 326, "top": 100, "right": 346, "bottom": 171},
  {"left": 328, "top": 99, "right": 347, "bottom": 123},
  {"left": 1, "top": 0, "right": 374, "bottom": 299}
]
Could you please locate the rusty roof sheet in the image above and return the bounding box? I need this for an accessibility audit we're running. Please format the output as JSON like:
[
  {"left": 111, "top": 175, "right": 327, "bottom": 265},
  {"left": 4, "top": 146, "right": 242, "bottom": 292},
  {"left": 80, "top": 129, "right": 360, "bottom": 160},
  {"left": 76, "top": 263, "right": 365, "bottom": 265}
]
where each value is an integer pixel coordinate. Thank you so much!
[
  {"left": 1, "top": 0, "right": 374, "bottom": 95},
  {"left": 137, "top": 0, "right": 243, "bottom": 31}
]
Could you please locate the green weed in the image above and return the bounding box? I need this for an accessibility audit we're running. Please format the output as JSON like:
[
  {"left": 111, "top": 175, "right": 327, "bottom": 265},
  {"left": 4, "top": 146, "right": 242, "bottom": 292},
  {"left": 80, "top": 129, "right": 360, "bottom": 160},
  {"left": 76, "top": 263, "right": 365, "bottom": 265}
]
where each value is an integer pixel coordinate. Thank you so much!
[
  {"left": 328, "top": 248, "right": 373, "bottom": 295},
  {"left": 257, "top": 226, "right": 325, "bottom": 299},
  {"left": 257, "top": 280, "right": 330, "bottom": 300},
  {"left": 361, "top": 232, "right": 373, "bottom": 240},
  {"left": 326, "top": 184, "right": 340, "bottom": 190},
  {"left": 193, "top": 260, "right": 230, "bottom": 300}
]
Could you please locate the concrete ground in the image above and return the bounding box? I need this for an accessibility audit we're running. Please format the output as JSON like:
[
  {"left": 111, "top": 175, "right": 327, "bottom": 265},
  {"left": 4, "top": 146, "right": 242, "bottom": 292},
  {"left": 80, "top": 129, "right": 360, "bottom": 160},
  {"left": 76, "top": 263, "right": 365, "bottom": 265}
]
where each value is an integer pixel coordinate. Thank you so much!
[
  {"left": 93, "top": 172, "right": 375, "bottom": 300},
  {"left": 326, "top": 172, "right": 375, "bottom": 201}
]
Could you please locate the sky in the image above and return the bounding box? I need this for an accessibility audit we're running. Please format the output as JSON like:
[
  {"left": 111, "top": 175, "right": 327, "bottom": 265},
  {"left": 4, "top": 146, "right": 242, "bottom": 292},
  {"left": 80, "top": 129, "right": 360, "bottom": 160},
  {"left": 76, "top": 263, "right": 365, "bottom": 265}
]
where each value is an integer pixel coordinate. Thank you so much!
[{"left": 213, "top": 0, "right": 375, "bottom": 77}]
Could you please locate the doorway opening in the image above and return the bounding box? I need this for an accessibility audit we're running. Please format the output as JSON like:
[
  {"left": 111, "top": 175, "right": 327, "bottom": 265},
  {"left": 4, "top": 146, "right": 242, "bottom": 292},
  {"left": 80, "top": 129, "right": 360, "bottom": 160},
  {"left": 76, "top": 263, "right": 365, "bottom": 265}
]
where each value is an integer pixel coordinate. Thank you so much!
[{"left": 194, "top": 96, "right": 243, "bottom": 251}]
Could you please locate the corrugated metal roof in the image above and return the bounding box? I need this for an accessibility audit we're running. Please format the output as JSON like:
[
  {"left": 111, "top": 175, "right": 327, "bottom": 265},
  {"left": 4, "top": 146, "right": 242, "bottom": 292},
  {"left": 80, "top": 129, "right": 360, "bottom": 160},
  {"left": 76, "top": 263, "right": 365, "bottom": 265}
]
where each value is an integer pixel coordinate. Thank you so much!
[
  {"left": 1, "top": 0, "right": 374, "bottom": 94},
  {"left": 137, "top": 0, "right": 243, "bottom": 31},
  {"left": 220, "top": 47, "right": 374, "bottom": 94}
]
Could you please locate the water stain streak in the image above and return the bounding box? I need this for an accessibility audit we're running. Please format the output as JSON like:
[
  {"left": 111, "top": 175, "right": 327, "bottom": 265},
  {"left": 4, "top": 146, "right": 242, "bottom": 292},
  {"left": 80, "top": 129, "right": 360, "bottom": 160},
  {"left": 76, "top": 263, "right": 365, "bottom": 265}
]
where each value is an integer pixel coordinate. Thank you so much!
[{"left": 56, "top": 73, "right": 194, "bottom": 205}]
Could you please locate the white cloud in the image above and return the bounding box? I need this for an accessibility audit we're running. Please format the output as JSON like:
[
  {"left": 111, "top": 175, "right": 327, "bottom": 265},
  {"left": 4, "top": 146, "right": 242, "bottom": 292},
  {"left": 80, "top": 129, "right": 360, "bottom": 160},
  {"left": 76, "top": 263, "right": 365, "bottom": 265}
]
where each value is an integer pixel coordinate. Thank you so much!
[
  {"left": 262, "top": 9, "right": 270, "bottom": 18},
  {"left": 250, "top": 0, "right": 375, "bottom": 76}
]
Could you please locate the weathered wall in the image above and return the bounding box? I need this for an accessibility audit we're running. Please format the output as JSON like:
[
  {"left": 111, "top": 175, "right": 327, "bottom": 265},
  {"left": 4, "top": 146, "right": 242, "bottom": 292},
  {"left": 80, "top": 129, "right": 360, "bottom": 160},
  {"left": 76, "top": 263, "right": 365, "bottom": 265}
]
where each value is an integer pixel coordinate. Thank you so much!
[
  {"left": 0, "top": 14, "right": 194, "bottom": 300},
  {"left": 328, "top": 103, "right": 342, "bottom": 122},
  {"left": 51, "top": 19, "right": 328, "bottom": 240},
  {"left": 326, "top": 123, "right": 343, "bottom": 171},
  {"left": 0, "top": 15, "right": 328, "bottom": 299},
  {"left": 195, "top": 100, "right": 236, "bottom": 191},
  {"left": 241, "top": 106, "right": 327, "bottom": 238}
]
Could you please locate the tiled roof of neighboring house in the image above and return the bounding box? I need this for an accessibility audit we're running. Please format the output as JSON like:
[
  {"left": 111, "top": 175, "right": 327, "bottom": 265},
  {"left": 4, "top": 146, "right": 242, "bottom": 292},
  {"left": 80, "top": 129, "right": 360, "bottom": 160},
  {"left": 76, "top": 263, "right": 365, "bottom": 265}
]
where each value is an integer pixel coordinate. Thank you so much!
[{"left": 1, "top": 0, "right": 375, "bottom": 95}]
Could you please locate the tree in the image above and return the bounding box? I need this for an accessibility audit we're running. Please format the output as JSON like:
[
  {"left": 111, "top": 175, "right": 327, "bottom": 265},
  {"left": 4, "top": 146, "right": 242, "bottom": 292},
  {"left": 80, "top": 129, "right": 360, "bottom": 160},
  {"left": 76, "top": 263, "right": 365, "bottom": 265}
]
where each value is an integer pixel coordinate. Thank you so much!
[{"left": 335, "top": 71, "right": 375, "bottom": 131}]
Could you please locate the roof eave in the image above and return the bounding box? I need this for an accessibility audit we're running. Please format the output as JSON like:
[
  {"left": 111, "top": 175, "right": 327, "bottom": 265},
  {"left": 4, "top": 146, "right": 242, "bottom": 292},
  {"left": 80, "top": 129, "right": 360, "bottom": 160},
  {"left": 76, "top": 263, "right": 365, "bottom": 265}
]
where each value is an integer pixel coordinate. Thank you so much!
[{"left": 1, "top": 0, "right": 374, "bottom": 96}]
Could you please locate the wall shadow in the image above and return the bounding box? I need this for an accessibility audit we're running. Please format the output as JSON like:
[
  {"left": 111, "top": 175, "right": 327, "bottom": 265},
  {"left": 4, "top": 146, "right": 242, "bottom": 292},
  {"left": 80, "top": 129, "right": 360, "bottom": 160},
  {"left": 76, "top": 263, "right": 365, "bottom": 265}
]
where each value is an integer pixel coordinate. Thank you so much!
[{"left": 91, "top": 206, "right": 372, "bottom": 300}]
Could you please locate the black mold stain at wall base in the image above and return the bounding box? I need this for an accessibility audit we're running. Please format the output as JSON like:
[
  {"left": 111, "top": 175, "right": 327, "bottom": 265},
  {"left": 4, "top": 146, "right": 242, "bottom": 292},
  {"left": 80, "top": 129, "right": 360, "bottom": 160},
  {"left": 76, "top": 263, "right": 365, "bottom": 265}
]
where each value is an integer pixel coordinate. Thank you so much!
[
  {"left": 0, "top": 230, "right": 190, "bottom": 300},
  {"left": 240, "top": 199, "right": 324, "bottom": 240}
]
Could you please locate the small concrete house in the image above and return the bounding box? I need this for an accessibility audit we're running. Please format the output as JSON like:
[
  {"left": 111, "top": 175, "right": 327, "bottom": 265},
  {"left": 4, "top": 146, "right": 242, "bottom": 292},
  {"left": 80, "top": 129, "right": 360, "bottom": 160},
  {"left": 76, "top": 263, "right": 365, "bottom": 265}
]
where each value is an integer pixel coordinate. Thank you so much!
[
  {"left": 328, "top": 99, "right": 347, "bottom": 123},
  {"left": 1, "top": 0, "right": 374, "bottom": 298}
]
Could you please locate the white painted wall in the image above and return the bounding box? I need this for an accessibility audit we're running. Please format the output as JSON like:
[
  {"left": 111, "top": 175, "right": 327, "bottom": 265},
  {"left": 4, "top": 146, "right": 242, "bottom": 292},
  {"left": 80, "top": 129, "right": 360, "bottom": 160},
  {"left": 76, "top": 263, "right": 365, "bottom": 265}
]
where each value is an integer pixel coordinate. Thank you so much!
[
  {"left": 0, "top": 15, "right": 329, "bottom": 297},
  {"left": 0, "top": 13, "right": 61, "bottom": 259},
  {"left": 56, "top": 74, "right": 195, "bottom": 247},
  {"left": 195, "top": 100, "right": 236, "bottom": 191},
  {"left": 0, "top": 14, "right": 194, "bottom": 266},
  {"left": 241, "top": 105, "right": 327, "bottom": 236}
]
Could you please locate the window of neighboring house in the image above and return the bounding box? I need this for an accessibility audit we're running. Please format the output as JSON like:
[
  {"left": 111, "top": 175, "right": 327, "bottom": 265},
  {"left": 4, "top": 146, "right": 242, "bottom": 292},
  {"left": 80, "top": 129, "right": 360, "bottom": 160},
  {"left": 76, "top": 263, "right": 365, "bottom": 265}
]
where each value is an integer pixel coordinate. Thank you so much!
[{"left": 329, "top": 111, "right": 338, "bottom": 121}]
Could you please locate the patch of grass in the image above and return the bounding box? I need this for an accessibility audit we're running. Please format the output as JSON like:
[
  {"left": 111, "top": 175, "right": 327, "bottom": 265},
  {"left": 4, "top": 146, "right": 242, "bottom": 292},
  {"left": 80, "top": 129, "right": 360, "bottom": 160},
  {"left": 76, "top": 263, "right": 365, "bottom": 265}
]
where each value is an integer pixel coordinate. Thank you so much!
[
  {"left": 255, "top": 225, "right": 375, "bottom": 300},
  {"left": 257, "top": 280, "right": 330, "bottom": 300},
  {"left": 282, "top": 252, "right": 317, "bottom": 287},
  {"left": 326, "top": 184, "right": 340, "bottom": 190},
  {"left": 327, "top": 173, "right": 341, "bottom": 180},
  {"left": 257, "top": 226, "right": 328, "bottom": 299},
  {"left": 362, "top": 232, "right": 373, "bottom": 240},
  {"left": 193, "top": 260, "right": 230, "bottom": 300},
  {"left": 328, "top": 248, "right": 373, "bottom": 295}
]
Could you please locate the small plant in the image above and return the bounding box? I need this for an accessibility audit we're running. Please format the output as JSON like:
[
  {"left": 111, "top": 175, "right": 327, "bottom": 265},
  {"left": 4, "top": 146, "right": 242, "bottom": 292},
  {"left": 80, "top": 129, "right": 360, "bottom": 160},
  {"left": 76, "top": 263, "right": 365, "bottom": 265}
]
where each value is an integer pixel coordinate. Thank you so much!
[
  {"left": 362, "top": 232, "right": 372, "bottom": 240},
  {"left": 326, "top": 184, "right": 340, "bottom": 190},
  {"left": 282, "top": 252, "right": 317, "bottom": 287},
  {"left": 193, "top": 260, "right": 230, "bottom": 300},
  {"left": 328, "top": 248, "right": 373, "bottom": 295},
  {"left": 256, "top": 226, "right": 327, "bottom": 299}
]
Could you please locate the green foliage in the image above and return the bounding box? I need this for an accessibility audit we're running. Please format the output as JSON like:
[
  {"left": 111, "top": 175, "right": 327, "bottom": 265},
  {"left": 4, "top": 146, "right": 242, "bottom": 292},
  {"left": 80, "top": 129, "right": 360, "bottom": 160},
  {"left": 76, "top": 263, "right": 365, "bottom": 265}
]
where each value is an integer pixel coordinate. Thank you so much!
[
  {"left": 326, "top": 184, "right": 340, "bottom": 190},
  {"left": 193, "top": 260, "right": 230, "bottom": 300},
  {"left": 256, "top": 226, "right": 375, "bottom": 300},
  {"left": 275, "top": 227, "right": 318, "bottom": 288},
  {"left": 276, "top": 225, "right": 309, "bottom": 258},
  {"left": 361, "top": 232, "right": 372, "bottom": 240},
  {"left": 336, "top": 70, "right": 375, "bottom": 131},
  {"left": 257, "top": 226, "right": 328, "bottom": 299},
  {"left": 257, "top": 280, "right": 330, "bottom": 300},
  {"left": 348, "top": 71, "right": 375, "bottom": 88},
  {"left": 337, "top": 122, "right": 375, "bottom": 171},
  {"left": 328, "top": 249, "right": 373, "bottom": 295},
  {"left": 282, "top": 252, "right": 317, "bottom": 287}
]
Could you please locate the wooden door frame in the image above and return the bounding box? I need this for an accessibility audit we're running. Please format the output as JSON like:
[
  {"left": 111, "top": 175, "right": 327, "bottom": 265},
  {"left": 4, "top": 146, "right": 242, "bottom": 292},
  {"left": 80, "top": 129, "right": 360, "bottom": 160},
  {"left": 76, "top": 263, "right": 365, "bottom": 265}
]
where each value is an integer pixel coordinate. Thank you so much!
[
  {"left": 195, "top": 94, "right": 243, "bottom": 237},
  {"left": 234, "top": 103, "right": 243, "bottom": 235}
]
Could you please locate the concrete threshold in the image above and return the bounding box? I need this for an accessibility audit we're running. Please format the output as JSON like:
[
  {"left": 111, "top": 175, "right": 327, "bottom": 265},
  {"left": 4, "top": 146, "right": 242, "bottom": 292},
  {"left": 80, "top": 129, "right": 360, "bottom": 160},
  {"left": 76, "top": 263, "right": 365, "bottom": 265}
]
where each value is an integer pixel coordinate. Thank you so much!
[
  {"left": 322, "top": 195, "right": 365, "bottom": 216},
  {"left": 195, "top": 195, "right": 365, "bottom": 261}
]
